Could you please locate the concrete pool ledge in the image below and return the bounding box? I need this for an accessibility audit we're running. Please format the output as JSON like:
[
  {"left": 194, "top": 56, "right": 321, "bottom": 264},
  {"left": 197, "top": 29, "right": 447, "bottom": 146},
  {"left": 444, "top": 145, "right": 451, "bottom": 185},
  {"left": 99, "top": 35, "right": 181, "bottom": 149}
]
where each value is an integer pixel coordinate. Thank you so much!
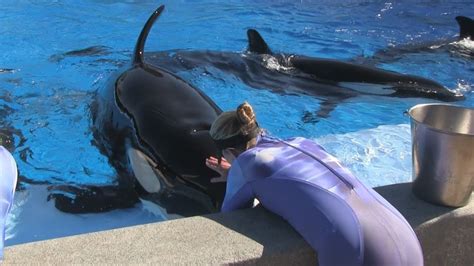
[{"left": 3, "top": 182, "right": 473, "bottom": 265}]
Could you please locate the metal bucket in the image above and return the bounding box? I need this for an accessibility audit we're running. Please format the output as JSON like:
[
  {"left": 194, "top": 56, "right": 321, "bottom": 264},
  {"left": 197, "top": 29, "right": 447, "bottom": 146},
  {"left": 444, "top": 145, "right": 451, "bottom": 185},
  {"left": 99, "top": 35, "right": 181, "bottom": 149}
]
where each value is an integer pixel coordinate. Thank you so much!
[{"left": 408, "top": 103, "right": 474, "bottom": 207}]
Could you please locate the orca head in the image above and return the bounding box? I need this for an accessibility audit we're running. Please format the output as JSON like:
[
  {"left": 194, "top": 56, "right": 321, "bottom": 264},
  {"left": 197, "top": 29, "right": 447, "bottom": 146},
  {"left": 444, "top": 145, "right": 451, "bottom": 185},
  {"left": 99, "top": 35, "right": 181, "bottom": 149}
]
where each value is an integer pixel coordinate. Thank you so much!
[
  {"left": 247, "top": 29, "right": 272, "bottom": 54},
  {"left": 455, "top": 16, "right": 474, "bottom": 40}
]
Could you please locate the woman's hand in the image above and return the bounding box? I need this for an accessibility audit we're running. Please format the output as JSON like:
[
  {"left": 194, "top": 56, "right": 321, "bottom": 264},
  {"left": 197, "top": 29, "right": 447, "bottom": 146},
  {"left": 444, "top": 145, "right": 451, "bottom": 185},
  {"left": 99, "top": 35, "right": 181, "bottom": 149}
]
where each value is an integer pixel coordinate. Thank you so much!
[{"left": 205, "top": 156, "right": 231, "bottom": 183}]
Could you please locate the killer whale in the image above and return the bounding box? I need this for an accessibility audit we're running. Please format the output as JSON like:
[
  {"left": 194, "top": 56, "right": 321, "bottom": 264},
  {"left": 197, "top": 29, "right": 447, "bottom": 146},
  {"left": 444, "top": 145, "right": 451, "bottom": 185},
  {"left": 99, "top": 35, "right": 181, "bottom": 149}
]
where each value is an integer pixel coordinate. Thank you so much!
[
  {"left": 146, "top": 29, "right": 463, "bottom": 119},
  {"left": 53, "top": 17, "right": 467, "bottom": 121},
  {"left": 50, "top": 5, "right": 226, "bottom": 216},
  {"left": 353, "top": 16, "right": 474, "bottom": 65},
  {"left": 246, "top": 28, "right": 461, "bottom": 97}
]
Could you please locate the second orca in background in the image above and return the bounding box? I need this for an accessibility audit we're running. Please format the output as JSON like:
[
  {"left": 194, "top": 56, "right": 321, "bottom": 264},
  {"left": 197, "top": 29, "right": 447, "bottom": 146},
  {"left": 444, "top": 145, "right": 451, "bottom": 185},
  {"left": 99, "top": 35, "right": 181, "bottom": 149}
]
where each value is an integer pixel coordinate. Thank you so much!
[
  {"left": 354, "top": 16, "right": 474, "bottom": 65},
  {"left": 148, "top": 28, "right": 463, "bottom": 119}
]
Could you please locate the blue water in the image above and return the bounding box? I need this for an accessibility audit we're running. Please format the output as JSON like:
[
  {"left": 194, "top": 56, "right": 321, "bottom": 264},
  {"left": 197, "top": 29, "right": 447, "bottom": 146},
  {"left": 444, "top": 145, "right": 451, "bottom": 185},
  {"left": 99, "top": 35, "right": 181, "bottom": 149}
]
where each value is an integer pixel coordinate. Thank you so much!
[{"left": 1, "top": 0, "right": 473, "bottom": 244}]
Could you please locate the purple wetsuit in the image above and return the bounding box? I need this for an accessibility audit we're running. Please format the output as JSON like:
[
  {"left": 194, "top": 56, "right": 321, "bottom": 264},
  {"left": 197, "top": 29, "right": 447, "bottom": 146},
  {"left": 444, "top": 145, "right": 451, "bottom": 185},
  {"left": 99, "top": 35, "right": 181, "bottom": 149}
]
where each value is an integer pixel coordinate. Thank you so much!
[
  {"left": 222, "top": 136, "right": 423, "bottom": 266},
  {"left": 0, "top": 146, "right": 17, "bottom": 259}
]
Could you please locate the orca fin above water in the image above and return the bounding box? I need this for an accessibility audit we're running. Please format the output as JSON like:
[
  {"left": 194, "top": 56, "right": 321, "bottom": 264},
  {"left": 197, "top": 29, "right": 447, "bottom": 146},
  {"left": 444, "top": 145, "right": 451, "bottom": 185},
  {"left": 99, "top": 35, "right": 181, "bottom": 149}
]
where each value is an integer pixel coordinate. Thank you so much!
[
  {"left": 247, "top": 29, "right": 272, "bottom": 54},
  {"left": 133, "top": 5, "right": 165, "bottom": 65},
  {"left": 456, "top": 16, "right": 474, "bottom": 40}
]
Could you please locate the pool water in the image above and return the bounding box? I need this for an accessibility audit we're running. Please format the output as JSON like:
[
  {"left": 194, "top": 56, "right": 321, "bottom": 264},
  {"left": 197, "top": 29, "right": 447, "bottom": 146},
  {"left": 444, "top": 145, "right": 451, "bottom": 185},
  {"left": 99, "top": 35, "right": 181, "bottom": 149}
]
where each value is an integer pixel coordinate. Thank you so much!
[{"left": 1, "top": 0, "right": 473, "bottom": 245}]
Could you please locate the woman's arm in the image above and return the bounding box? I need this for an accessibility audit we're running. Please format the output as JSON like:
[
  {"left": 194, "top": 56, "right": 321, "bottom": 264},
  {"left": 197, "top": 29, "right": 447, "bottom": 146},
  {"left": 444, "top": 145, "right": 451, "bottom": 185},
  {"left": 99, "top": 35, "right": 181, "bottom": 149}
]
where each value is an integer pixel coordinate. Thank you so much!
[{"left": 206, "top": 155, "right": 254, "bottom": 211}]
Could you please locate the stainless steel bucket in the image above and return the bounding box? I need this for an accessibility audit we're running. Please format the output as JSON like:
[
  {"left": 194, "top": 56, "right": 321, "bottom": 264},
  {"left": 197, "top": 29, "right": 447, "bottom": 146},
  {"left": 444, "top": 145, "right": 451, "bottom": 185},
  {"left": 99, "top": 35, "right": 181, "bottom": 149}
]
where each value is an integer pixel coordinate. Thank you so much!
[{"left": 408, "top": 103, "right": 474, "bottom": 207}]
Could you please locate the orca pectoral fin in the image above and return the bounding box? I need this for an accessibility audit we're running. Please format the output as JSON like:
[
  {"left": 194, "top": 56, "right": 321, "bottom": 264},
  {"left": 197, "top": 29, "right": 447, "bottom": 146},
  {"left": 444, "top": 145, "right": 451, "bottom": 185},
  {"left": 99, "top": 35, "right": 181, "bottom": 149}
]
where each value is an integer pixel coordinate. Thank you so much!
[
  {"left": 302, "top": 98, "right": 346, "bottom": 123},
  {"left": 47, "top": 184, "right": 139, "bottom": 213},
  {"left": 127, "top": 147, "right": 163, "bottom": 193},
  {"left": 456, "top": 16, "right": 474, "bottom": 40},
  {"left": 316, "top": 100, "right": 339, "bottom": 119},
  {"left": 247, "top": 29, "right": 272, "bottom": 54},
  {"left": 49, "top": 45, "right": 111, "bottom": 63}
]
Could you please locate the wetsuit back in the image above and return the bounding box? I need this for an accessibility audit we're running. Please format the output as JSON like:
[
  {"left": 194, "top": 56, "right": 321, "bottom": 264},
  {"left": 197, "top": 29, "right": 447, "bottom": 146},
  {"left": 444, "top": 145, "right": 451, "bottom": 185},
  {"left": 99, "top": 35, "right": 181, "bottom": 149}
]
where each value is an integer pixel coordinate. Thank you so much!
[{"left": 222, "top": 136, "right": 423, "bottom": 266}]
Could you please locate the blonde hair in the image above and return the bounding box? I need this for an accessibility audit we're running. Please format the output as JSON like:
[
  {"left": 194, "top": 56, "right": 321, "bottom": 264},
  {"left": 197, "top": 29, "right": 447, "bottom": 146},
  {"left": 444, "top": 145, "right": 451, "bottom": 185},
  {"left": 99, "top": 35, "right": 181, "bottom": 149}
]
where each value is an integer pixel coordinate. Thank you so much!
[{"left": 210, "top": 102, "right": 260, "bottom": 151}]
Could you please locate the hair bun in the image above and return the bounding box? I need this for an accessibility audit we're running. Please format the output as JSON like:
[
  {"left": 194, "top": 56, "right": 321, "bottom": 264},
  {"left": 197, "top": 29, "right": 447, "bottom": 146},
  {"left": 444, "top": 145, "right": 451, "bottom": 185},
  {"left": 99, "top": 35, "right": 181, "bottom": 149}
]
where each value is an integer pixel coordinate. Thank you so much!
[
  {"left": 237, "top": 102, "right": 256, "bottom": 125},
  {"left": 237, "top": 102, "right": 258, "bottom": 136}
]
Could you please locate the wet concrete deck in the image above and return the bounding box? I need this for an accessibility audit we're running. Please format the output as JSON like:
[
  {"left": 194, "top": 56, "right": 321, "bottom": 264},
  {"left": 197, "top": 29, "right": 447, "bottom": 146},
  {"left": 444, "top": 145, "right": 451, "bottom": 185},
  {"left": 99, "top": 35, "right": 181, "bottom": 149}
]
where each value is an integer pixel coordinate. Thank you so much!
[{"left": 3, "top": 182, "right": 473, "bottom": 265}]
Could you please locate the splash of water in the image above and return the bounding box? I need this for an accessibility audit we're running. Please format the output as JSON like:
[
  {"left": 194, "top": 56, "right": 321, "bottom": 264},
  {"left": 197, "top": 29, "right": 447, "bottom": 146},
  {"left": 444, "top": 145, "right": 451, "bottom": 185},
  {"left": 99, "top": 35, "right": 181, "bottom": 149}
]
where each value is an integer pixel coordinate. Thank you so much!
[{"left": 261, "top": 54, "right": 295, "bottom": 72}]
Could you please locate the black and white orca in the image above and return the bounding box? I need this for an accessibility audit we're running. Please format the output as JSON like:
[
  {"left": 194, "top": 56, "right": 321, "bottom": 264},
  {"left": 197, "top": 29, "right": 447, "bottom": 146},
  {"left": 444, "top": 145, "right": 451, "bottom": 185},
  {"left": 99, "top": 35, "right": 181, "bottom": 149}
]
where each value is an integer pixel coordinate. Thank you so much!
[{"left": 50, "top": 5, "right": 226, "bottom": 216}]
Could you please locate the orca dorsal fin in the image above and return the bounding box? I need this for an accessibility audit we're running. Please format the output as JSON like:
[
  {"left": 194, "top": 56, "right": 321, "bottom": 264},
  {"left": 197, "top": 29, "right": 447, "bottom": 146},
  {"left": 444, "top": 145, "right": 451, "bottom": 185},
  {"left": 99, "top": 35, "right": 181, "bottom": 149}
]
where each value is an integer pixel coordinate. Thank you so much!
[
  {"left": 133, "top": 5, "right": 165, "bottom": 65},
  {"left": 455, "top": 16, "right": 474, "bottom": 40},
  {"left": 247, "top": 29, "right": 272, "bottom": 54}
]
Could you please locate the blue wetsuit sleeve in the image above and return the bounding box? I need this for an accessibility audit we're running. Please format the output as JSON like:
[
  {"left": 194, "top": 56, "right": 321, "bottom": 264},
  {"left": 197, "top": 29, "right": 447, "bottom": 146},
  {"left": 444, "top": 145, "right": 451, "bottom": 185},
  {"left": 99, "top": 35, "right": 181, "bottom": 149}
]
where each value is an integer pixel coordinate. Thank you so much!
[{"left": 221, "top": 159, "right": 254, "bottom": 212}]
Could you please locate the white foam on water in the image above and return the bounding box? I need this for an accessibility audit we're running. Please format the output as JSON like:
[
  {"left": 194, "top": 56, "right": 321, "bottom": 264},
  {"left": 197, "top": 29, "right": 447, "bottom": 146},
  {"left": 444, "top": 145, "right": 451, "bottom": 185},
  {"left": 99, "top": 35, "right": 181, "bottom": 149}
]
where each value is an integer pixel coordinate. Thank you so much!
[
  {"left": 454, "top": 79, "right": 473, "bottom": 96},
  {"left": 453, "top": 38, "right": 474, "bottom": 50},
  {"left": 315, "top": 124, "right": 412, "bottom": 188},
  {"left": 261, "top": 54, "right": 295, "bottom": 72}
]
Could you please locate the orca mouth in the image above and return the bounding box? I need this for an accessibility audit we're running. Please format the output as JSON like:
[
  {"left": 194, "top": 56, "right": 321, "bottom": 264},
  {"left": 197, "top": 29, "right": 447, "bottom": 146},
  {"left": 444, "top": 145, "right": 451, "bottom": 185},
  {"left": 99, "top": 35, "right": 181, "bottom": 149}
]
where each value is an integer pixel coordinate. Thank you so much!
[
  {"left": 446, "top": 93, "right": 466, "bottom": 102},
  {"left": 426, "top": 88, "right": 466, "bottom": 102},
  {"left": 391, "top": 87, "right": 465, "bottom": 102}
]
